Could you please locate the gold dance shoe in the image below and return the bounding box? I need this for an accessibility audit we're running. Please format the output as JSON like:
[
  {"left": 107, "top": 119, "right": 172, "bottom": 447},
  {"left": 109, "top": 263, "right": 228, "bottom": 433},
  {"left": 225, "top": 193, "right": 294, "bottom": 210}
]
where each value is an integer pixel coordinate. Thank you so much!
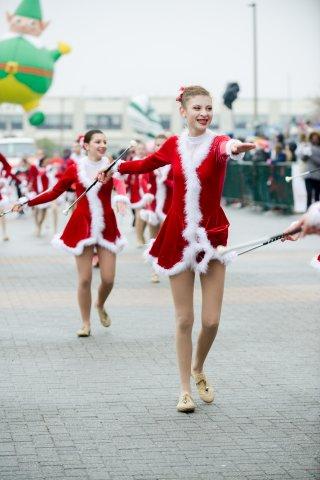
[
  {"left": 96, "top": 306, "right": 111, "bottom": 327},
  {"left": 176, "top": 393, "right": 195, "bottom": 413},
  {"left": 192, "top": 371, "right": 214, "bottom": 403},
  {"left": 76, "top": 326, "right": 91, "bottom": 337}
]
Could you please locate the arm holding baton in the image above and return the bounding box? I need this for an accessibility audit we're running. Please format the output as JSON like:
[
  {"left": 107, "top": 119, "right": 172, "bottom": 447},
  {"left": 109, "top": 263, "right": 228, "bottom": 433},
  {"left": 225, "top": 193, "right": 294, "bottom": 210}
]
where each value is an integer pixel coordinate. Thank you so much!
[{"left": 62, "top": 140, "right": 137, "bottom": 215}]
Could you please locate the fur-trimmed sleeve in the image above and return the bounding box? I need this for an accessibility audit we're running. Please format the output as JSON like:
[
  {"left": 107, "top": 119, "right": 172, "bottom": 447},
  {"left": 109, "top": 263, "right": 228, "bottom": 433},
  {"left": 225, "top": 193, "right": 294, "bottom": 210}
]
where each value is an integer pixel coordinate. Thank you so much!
[
  {"left": 28, "top": 166, "right": 76, "bottom": 207},
  {"left": 217, "top": 135, "right": 245, "bottom": 162},
  {"left": 117, "top": 137, "right": 174, "bottom": 175}
]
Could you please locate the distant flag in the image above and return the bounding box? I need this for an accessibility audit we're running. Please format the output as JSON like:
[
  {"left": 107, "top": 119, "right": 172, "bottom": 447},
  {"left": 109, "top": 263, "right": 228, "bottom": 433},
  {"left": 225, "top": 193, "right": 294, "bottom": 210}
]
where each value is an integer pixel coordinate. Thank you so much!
[{"left": 127, "top": 95, "right": 163, "bottom": 138}]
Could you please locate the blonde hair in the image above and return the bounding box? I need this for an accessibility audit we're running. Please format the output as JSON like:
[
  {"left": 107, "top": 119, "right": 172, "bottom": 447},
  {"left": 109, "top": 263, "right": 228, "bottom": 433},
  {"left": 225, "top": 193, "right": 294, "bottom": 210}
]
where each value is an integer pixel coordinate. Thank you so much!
[{"left": 177, "top": 85, "right": 211, "bottom": 107}]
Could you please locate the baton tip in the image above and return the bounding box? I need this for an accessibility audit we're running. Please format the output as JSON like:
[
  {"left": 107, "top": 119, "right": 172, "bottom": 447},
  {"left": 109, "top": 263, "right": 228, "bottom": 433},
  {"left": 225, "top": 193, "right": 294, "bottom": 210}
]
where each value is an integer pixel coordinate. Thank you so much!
[
  {"left": 62, "top": 209, "right": 69, "bottom": 216},
  {"left": 285, "top": 176, "right": 292, "bottom": 183},
  {"left": 129, "top": 140, "right": 137, "bottom": 148}
]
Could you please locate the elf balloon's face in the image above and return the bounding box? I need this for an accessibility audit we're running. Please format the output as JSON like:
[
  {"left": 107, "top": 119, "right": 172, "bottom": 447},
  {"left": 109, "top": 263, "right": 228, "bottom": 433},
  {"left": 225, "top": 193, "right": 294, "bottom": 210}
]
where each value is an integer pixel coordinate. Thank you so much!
[{"left": 7, "top": 13, "right": 48, "bottom": 37}]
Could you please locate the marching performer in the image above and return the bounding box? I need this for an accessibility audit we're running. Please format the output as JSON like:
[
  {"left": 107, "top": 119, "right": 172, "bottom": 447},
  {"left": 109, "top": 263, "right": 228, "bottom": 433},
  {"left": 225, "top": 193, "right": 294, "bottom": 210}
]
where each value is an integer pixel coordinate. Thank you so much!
[
  {"left": 34, "top": 158, "right": 50, "bottom": 237},
  {"left": 12, "top": 129, "right": 128, "bottom": 337},
  {"left": 139, "top": 133, "right": 172, "bottom": 282},
  {"left": 0, "top": 152, "right": 22, "bottom": 240},
  {"left": 125, "top": 141, "right": 154, "bottom": 247},
  {"left": 99, "top": 85, "right": 255, "bottom": 412},
  {"left": 0, "top": 173, "right": 10, "bottom": 241}
]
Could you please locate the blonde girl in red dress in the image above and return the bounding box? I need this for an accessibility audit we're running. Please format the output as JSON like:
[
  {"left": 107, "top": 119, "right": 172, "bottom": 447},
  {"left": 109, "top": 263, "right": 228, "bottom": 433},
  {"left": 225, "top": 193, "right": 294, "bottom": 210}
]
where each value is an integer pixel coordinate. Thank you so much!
[
  {"left": 100, "top": 86, "right": 255, "bottom": 412},
  {"left": 12, "top": 130, "right": 128, "bottom": 338}
]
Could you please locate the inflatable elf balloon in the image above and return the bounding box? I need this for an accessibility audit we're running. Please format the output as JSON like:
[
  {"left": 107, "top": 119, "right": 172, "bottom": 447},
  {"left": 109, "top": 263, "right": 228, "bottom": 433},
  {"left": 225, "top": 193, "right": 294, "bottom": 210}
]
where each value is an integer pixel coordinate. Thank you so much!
[{"left": 0, "top": 0, "right": 71, "bottom": 126}]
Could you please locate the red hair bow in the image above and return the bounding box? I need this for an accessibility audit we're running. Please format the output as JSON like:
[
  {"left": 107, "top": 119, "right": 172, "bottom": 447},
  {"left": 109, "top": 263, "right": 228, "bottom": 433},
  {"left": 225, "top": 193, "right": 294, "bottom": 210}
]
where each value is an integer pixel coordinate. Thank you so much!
[
  {"left": 176, "top": 86, "right": 185, "bottom": 103},
  {"left": 76, "top": 134, "right": 84, "bottom": 147}
]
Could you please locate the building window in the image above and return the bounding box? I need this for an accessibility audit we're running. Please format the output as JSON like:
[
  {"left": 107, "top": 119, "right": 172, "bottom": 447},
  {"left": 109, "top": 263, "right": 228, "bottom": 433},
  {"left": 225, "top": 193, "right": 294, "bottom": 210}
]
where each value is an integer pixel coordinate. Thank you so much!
[
  {"left": 86, "top": 114, "right": 122, "bottom": 130},
  {"left": 0, "top": 115, "right": 23, "bottom": 130},
  {"left": 159, "top": 115, "right": 171, "bottom": 130},
  {"left": 37, "top": 114, "right": 73, "bottom": 130}
]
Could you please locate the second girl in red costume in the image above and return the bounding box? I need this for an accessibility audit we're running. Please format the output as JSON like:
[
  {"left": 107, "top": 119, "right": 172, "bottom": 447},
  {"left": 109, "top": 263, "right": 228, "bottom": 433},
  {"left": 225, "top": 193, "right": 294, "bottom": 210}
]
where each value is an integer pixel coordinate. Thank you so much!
[{"left": 13, "top": 130, "right": 128, "bottom": 337}]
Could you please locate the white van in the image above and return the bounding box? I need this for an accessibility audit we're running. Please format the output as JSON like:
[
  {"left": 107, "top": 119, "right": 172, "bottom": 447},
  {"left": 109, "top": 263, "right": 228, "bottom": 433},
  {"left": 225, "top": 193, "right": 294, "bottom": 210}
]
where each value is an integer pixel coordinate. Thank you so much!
[{"left": 0, "top": 137, "right": 37, "bottom": 166}]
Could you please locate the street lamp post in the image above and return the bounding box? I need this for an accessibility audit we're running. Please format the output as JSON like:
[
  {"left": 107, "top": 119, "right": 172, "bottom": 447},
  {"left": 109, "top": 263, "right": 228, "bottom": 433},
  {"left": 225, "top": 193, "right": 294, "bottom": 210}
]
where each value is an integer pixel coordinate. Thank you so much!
[{"left": 248, "top": 3, "right": 258, "bottom": 128}]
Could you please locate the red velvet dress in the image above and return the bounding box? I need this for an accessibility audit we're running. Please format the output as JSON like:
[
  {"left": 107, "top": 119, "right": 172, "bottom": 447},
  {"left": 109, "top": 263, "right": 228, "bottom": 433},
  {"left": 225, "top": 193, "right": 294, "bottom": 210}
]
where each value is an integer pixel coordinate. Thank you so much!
[
  {"left": 139, "top": 171, "right": 159, "bottom": 226},
  {"left": 116, "top": 130, "right": 241, "bottom": 275},
  {"left": 28, "top": 157, "right": 127, "bottom": 255},
  {"left": 32, "top": 168, "right": 50, "bottom": 209}
]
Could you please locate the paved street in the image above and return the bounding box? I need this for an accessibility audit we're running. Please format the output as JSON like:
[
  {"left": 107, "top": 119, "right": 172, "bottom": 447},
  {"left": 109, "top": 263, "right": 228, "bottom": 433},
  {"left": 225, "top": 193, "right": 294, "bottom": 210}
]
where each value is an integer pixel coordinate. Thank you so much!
[{"left": 0, "top": 205, "right": 319, "bottom": 480}]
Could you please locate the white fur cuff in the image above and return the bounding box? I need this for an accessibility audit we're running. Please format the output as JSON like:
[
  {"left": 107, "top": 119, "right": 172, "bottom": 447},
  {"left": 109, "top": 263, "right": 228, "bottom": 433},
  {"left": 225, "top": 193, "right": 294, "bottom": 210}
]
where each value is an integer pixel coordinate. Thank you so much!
[
  {"left": 112, "top": 160, "right": 126, "bottom": 180},
  {"left": 18, "top": 196, "right": 29, "bottom": 205},
  {"left": 111, "top": 194, "right": 130, "bottom": 208},
  {"left": 306, "top": 202, "right": 320, "bottom": 227},
  {"left": 226, "top": 139, "right": 245, "bottom": 160}
]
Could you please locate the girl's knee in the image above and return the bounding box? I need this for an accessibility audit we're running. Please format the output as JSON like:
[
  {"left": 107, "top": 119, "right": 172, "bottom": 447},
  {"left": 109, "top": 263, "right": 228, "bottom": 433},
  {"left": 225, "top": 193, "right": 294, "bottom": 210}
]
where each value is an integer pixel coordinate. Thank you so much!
[
  {"left": 79, "top": 277, "right": 92, "bottom": 290},
  {"left": 202, "top": 316, "right": 219, "bottom": 331},
  {"left": 176, "top": 313, "right": 194, "bottom": 332},
  {"left": 100, "top": 278, "right": 114, "bottom": 290}
]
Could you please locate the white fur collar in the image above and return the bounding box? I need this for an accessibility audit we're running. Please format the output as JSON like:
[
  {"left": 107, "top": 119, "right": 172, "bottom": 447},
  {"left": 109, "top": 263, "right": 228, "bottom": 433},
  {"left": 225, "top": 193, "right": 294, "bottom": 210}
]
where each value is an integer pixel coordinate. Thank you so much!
[
  {"left": 177, "top": 129, "right": 215, "bottom": 170},
  {"left": 77, "top": 156, "right": 108, "bottom": 191}
]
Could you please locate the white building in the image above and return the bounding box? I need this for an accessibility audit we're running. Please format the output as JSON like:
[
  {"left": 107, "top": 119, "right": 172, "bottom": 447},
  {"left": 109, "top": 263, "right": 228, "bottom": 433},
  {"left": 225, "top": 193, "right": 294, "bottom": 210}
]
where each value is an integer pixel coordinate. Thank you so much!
[{"left": 0, "top": 96, "right": 317, "bottom": 152}]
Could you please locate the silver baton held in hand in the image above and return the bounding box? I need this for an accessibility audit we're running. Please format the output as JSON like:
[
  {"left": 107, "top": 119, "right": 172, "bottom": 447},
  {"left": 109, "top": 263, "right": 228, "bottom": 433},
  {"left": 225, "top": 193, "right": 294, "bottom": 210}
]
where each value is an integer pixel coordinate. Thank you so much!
[
  {"left": 62, "top": 140, "right": 137, "bottom": 215},
  {"left": 0, "top": 198, "right": 29, "bottom": 217},
  {"left": 219, "top": 225, "right": 302, "bottom": 258}
]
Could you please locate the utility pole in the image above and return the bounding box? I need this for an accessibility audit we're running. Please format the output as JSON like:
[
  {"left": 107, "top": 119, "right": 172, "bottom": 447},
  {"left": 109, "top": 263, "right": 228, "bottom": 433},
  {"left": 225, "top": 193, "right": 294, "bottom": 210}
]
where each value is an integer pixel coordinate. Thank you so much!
[{"left": 248, "top": 3, "right": 258, "bottom": 127}]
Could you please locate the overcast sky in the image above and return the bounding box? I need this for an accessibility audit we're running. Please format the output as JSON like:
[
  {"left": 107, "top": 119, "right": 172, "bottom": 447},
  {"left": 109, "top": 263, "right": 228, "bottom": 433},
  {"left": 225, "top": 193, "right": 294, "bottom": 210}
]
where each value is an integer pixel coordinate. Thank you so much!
[{"left": 1, "top": 0, "right": 319, "bottom": 101}]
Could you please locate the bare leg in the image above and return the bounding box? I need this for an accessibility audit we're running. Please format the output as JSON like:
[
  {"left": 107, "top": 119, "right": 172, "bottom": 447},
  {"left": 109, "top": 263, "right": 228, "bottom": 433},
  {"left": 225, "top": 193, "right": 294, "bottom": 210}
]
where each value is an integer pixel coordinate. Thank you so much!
[
  {"left": 35, "top": 208, "right": 47, "bottom": 237},
  {"left": 95, "top": 246, "right": 116, "bottom": 308},
  {"left": 193, "top": 260, "right": 225, "bottom": 374},
  {"left": 75, "top": 246, "right": 94, "bottom": 329},
  {"left": 51, "top": 202, "right": 58, "bottom": 234},
  {"left": 135, "top": 209, "right": 146, "bottom": 246},
  {"left": 169, "top": 270, "right": 195, "bottom": 394},
  {"left": 149, "top": 224, "right": 160, "bottom": 281},
  {"left": 149, "top": 224, "right": 160, "bottom": 239},
  {"left": 34, "top": 208, "right": 40, "bottom": 236},
  {"left": 0, "top": 212, "right": 9, "bottom": 240}
]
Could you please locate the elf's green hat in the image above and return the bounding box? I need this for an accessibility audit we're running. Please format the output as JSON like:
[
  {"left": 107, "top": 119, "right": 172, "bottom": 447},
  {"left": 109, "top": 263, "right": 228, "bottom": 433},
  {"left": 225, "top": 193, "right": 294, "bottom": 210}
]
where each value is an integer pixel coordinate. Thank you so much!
[{"left": 14, "top": 0, "right": 43, "bottom": 20}]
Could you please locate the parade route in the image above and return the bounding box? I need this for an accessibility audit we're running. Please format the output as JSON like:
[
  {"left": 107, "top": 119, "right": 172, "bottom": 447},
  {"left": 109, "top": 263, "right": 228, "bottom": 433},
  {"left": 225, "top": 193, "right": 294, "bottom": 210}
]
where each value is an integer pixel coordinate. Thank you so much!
[{"left": 0, "top": 206, "right": 319, "bottom": 480}]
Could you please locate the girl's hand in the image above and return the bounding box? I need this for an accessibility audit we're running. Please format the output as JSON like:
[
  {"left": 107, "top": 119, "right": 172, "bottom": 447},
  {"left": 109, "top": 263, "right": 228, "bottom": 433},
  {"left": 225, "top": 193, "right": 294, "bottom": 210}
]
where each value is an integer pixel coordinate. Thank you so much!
[
  {"left": 116, "top": 201, "right": 127, "bottom": 216},
  {"left": 11, "top": 204, "right": 23, "bottom": 213},
  {"left": 281, "top": 220, "right": 302, "bottom": 242},
  {"left": 97, "top": 170, "right": 113, "bottom": 184},
  {"left": 231, "top": 142, "right": 256, "bottom": 154}
]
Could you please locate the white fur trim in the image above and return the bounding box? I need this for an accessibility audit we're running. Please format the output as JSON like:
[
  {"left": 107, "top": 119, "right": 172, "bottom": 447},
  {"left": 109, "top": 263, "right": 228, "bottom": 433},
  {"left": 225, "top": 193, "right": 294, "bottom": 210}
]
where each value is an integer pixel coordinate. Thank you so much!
[
  {"left": 130, "top": 193, "right": 154, "bottom": 209},
  {"left": 306, "top": 202, "right": 320, "bottom": 227},
  {"left": 178, "top": 130, "right": 223, "bottom": 273},
  {"left": 112, "top": 160, "right": 127, "bottom": 180},
  {"left": 225, "top": 139, "right": 245, "bottom": 161},
  {"left": 143, "top": 240, "right": 188, "bottom": 276},
  {"left": 51, "top": 158, "right": 127, "bottom": 256},
  {"left": 310, "top": 255, "right": 320, "bottom": 271},
  {"left": 52, "top": 235, "right": 127, "bottom": 256},
  {"left": 140, "top": 209, "right": 160, "bottom": 226},
  {"left": 155, "top": 165, "right": 171, "bottom": 222},
  {"left": 111, "top": 194, "right": 130, "bottom": 208}
]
